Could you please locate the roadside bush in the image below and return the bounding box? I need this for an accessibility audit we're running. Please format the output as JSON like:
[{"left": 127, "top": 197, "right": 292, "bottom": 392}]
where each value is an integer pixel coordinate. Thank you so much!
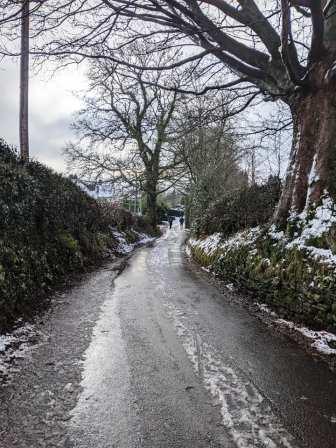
[
  {"left": 97, "top": 200, "right": 156, "bottom": 236},
  {"left": 0, "top": 140, "right": 151, "bottom": 330},
  {"left": 98, "top": 201, "right": 135, "bottom": 230},
  {"left": 194, "top": 176, "right": 281, "bottom": 237}
]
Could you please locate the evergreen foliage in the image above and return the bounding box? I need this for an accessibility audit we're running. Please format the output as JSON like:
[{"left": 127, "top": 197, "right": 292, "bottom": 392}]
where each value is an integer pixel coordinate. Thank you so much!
[
  {"left": 0, "top": 141, "right": 149, "bottom": 330},
  {"left": 193, "top": 176, "right": 281, "bottom": 237}
]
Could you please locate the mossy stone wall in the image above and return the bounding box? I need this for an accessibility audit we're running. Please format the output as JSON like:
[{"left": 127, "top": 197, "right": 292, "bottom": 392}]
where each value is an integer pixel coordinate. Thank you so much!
[{"left": 189, "top": 234, "right": 336, "bottom": 331}]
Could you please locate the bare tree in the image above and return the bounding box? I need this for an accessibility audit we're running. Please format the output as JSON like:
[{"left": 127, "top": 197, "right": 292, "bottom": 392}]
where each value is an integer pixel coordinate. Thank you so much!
[
  {"left": 231, "top": 102, "right": 293, "bottom": 184},
  {"left": 22, "top": 0, "right": 336, "bottom": 228},
  {"left": 175, "top": 95, "right": 246, "bottom": 226},
  {"left": 65, "top": 49, "right": 185, "bottom": 228},
  {"left": 4, "top": 1, "right": 336, "bottom": 227}
]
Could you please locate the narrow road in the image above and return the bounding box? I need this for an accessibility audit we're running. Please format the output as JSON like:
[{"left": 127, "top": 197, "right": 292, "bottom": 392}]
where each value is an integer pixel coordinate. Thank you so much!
[{"left": 1, "top": 227, "right": 336, "bottom": 448}]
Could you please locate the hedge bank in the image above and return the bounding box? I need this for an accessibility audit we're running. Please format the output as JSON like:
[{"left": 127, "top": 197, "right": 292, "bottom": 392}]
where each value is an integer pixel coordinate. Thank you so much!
[{"left": 0, "top": 141, "right": 151, "bottom": 330}]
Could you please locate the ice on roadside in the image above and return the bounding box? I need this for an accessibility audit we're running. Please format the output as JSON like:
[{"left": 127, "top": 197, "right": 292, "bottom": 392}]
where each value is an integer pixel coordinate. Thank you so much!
[
  {"left": 276, "top": 319, "right": 336, "bottom": 356},
  {"left": 0, "top": 321, "right": 42, "bottom": 383}
]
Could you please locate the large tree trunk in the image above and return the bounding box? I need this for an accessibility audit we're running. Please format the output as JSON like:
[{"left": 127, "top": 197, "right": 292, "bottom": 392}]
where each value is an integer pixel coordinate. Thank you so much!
[
  {"left": 273, "top": 62, "right": 336, "bottom": 227},
  {"left": 146, "top": 189, "right": 158, "bottom": 228}
]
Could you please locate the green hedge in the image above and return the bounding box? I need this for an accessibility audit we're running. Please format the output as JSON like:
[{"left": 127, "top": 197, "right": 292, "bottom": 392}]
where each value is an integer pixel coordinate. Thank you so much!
[
  {"left": 0, "top": 141, "right": 143, "bottom": 330},
  {"left": 98, "top": 200, "right": 154, "bottom": 235},
  {"left": 193, "top": 176, "right": 281, "bottom": 237}
]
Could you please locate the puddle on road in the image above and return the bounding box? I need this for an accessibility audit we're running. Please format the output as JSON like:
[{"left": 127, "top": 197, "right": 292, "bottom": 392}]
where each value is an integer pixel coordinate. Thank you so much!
[{"left": 164, "top": 302, "right": 297, "bottom": 448}]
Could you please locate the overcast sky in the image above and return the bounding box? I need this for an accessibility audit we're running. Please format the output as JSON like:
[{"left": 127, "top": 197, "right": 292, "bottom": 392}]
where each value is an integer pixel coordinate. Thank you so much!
[
  {"left": 0, "top": 59, "right": 88, "bottom": 173},
  {"left": 0, "top": 57, "right": 289, "bottom": 182}
]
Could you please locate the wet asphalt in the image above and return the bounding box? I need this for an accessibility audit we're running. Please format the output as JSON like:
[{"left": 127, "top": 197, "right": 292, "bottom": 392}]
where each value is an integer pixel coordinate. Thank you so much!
[{"left": 1, "top": 226, "right": 336, "bottom": 447}]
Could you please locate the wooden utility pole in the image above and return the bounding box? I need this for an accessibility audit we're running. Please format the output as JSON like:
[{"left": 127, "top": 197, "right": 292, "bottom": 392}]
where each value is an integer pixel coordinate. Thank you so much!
[
  {"left": 20, "top": 0, "right": 30, "bottom": 162},
  {"left": 250, "top": 149, "right": 256, "bottom": 186}
]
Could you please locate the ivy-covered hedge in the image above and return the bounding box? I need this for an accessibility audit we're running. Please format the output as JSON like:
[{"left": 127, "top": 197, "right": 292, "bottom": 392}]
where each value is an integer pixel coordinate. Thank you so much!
[
  {"left": 193, "top": 176, "right": 281, "bottom": 237},
  {"left": 0, "top": 141, "right": 148, "bottom": 330}
]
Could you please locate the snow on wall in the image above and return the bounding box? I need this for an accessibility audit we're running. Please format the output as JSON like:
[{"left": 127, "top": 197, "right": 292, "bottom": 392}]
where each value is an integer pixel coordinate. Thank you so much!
[
  {"left": 297, "top": 195, "right": 336, "bottom": 240},
  {"left": 267, "top": 194, "right": 336, "bottom": 266},
  {"left": 189, "top": 227, "right": 261, "bottom": 258},
  {"left": 286, "top": 195, "right": 336, "bottom": 266},
  {"left": 188, "top": 229, "right": 336, "bottom": 360},
  {"left": 189, "top": 195, "right": 336, "bottom": 268}
]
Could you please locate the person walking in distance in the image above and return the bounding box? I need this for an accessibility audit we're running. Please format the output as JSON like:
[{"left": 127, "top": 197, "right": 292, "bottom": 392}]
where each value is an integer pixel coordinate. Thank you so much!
[
  {"left": 179, "top": 216, "right": 184, "bottom": 228},
  {"left": 168, "top": 216, "right": 174, "bottom": 229}
]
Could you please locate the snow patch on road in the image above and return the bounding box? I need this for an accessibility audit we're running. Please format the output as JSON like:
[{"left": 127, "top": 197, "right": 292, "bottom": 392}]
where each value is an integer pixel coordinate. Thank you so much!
[{"left": 165, "top": 302, "right": 296, "bottom": 448}]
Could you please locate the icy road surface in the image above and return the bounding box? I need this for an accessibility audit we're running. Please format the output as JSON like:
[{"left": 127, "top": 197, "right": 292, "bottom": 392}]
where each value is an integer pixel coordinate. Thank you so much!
[{"left": 1, "top": 227, "right": 336, "bottom": 447}]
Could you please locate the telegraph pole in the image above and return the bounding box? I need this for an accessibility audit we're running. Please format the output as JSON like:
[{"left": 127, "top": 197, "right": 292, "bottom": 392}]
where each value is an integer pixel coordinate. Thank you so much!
[{"left": 20, "top": 0, "right": 30, "bottom": 162}]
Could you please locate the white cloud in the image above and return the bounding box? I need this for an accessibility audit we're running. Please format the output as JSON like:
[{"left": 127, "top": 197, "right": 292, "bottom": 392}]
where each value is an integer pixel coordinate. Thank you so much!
[{"left": 0, "top": 59, "right": 88, "bottom": 173}]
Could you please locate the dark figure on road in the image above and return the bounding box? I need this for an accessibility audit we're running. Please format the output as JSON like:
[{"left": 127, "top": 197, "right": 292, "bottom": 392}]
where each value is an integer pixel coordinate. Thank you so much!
[
  {"left": 168, "top": 216, "right": 174, "bottom": 229},
  {"left": 179, "top": 216, "right": 184, "bottom": 228}
]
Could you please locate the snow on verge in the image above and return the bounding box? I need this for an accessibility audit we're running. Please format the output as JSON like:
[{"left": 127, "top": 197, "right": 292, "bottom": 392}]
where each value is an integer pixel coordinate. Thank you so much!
[
  {"left": 185, "top": 245, "right": 192, "bottom": 259},
  {"left": 112, "top": 229, "right": 154, "bottom": 255},
  {"left": 112, "top": 230, "right": 134, "bottom": 254},
  {"left": 188, "top": 233, "right": 222, "bottom": 256},
  {"left": 256, "top": 304, "right": 336, "bottom": 359},
  {"left": 276, "top": 319, "right": 336, "bottom": 356}
]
